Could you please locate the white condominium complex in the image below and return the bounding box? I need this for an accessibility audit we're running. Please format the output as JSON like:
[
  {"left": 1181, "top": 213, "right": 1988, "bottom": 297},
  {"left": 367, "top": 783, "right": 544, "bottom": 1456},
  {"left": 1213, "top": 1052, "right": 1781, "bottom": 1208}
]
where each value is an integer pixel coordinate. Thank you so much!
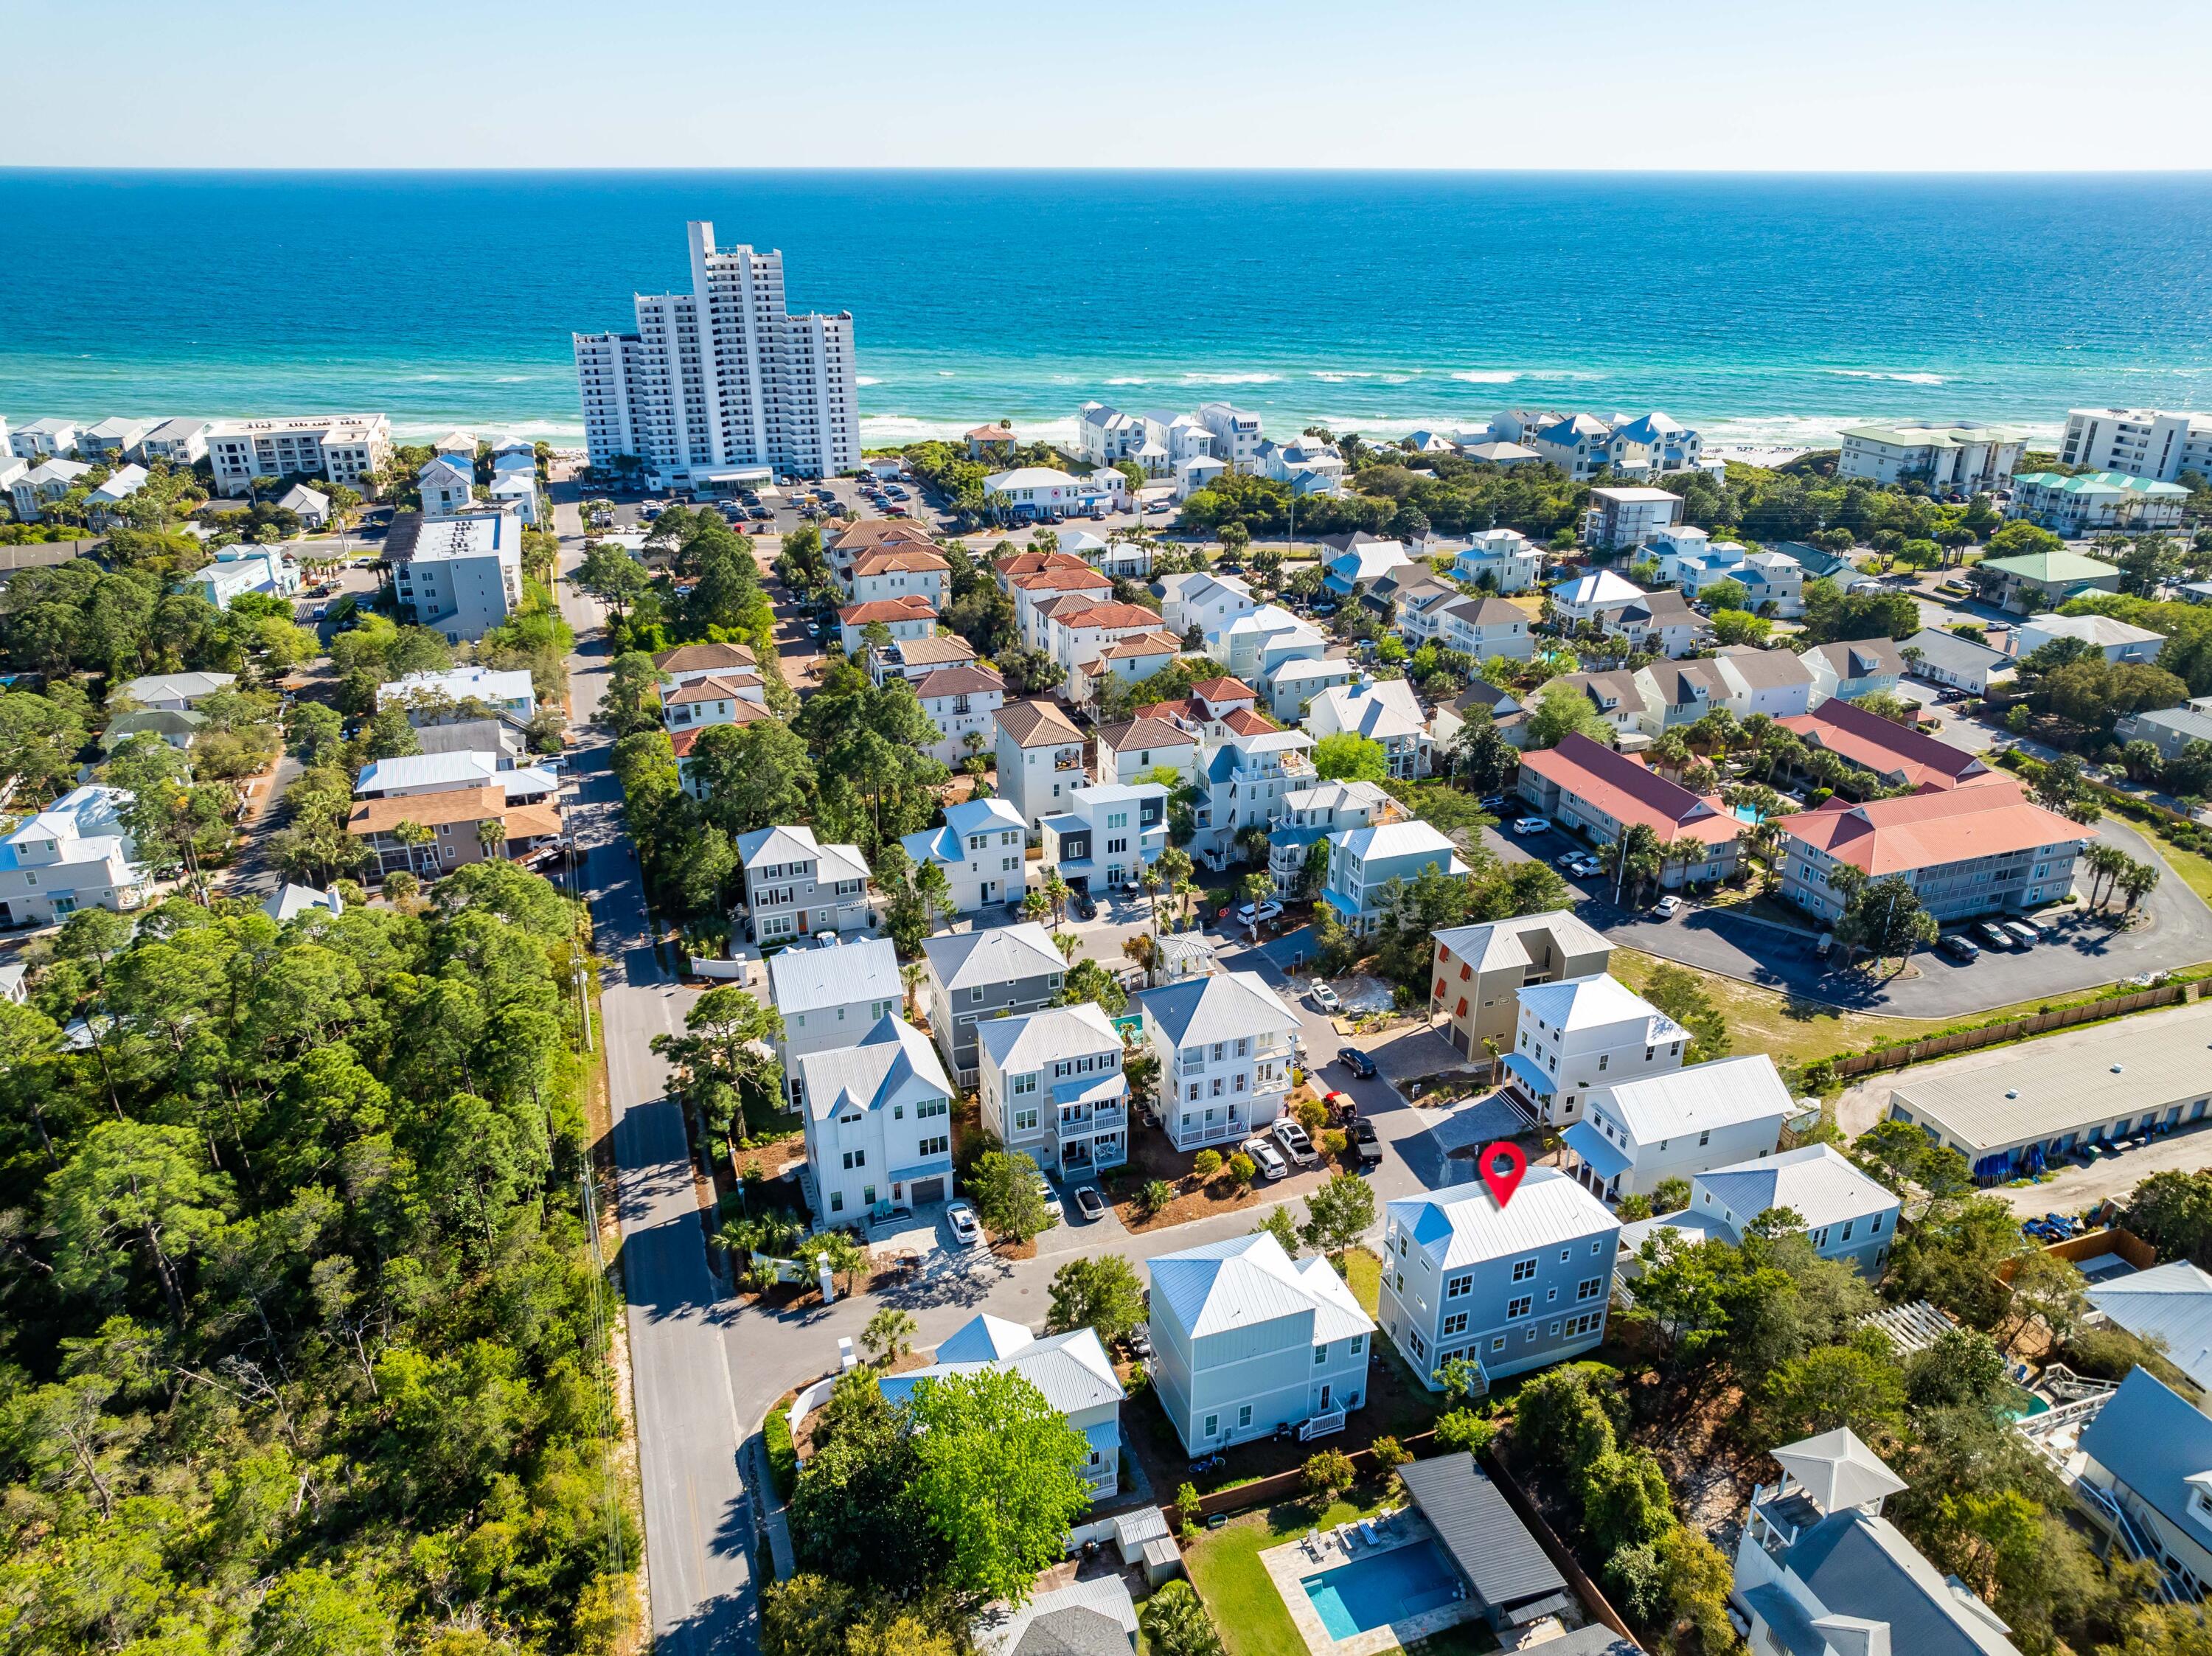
[
  {"left": 2060, "top": 408, "right": 2212, "bottom": 484},
  {"left": 206, "top": 414, "right": 393, "bottom": 498},
  {"left": 573, "top": 220, "right": 860, "bottom": 487}
]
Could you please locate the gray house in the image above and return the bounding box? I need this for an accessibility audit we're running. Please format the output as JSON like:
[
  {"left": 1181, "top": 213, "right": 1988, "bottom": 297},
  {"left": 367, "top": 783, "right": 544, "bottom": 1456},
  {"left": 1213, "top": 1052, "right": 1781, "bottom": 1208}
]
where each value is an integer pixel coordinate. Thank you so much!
[
  {"left": 1901, "top": 628, "right": 2013, "bottom": 695},
  {"left": 922, "top": 922, "right": 1067, "bottom": 1089}
]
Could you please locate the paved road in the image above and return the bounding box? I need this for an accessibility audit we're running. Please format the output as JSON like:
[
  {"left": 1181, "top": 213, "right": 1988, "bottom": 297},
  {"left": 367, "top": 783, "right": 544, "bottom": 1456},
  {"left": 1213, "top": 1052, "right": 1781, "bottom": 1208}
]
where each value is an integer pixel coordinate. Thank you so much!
[{"left": 556, "top": 498, "right": 755, "bottom": 1655}]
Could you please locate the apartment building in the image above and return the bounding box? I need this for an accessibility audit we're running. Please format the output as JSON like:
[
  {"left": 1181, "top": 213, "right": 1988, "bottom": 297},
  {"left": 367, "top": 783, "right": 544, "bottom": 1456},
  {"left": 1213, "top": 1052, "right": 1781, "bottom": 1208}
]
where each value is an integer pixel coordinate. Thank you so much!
[
  {"left": 734, "top": 824, "right": 872, "bottom": 942},
  {"left": 900, "top": 795, "right": 1029, "bottom": 913},
  {"left": 1582, "top": 486, "right": 1684, "bottom": 551},
  {"left": 1515, "top": 734, "right": 1743, "bottom": 888},
  {"left": 206, "top": 414, "right": 392, "bottom": 498},
  {"left": 1147, "top": 1234, "right": 1373, "bottom": 1453},
  {"left": 995, "top": 700, "right": 1090, "bottom": 832},
  {"left": 392, "top": 509, "right": 525, "bottom": 642},
  {"left": 1774, "top": 781, "right": 2093, "bottom": 925},
  {"left": 767, "top": 934, "right": 902, "bottom": 1111},
  {"left": 1266, "top": 779, "right": 1402, "bottom": 895},
  {"left": 978, "top": 1003, "right": 1129, "bottom": 1179},
  {"left": 1776, "top": 698, "right": 1994, "bottom": 793},
  {"left": 1040, "top": 781, "right": 1169, "bottom": 893},
  {"left": 1135, "top": 970, "right": 1300, "bottom": 1152},
  {"left": 1380, "top": 1172, "right": 1621, "bottom": 1391},
  {"left": 1562, "top": 1054, "right": 1790, "bottom": 1203},
  {"left": 1502, "top": 973, "right": 1688, "bottom": 1127},
  {"left": 799, "top": 1014, "right": 957, "bottom": 1222},
  {"left": 2060, "top": 406, "right": 2212, "bottom": 484},
  {"left": 571, "top": 220, "right": 858, "bottom": 486},
  {"left": 1836, "top": 420, "right": 2026, "bottom": 492},
  {"left": 2009, "top": 470, "right": 2189, "bottom": 536},
  {"left": 1427, "top": 910, "right": 1614, "bottom": 1065},
  {"left": 920, "top": 923, "right": 1066, "bottom": 1089}
]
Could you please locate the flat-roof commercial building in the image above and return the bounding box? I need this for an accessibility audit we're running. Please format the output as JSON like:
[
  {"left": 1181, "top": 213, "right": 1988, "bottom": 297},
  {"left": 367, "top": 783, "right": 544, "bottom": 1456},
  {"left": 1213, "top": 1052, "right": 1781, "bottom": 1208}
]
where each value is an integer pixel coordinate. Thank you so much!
[
  {"left": 1884, "top": 1001, "right": 2212, "bottom": 1179},
  {"left": 206, "top": 414, "right": 392, "bottom": 498},
  {"left": 2060, "top": 407, "right": 2212, "bottom": 484}
]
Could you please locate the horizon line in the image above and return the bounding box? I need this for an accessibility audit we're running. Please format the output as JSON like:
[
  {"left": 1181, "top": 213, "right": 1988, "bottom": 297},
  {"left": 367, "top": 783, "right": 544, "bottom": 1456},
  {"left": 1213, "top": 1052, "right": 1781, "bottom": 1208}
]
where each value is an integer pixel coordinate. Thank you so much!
[{"left": 6, "top": 165, "right": 2212, "bottom": 180}]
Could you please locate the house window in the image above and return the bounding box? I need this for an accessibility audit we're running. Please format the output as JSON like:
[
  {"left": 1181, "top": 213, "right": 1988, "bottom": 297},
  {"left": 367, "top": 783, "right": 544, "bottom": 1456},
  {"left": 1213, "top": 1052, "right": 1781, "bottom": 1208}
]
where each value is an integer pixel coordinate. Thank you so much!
[
  {"left": 1239, "top": 1405, "right": 1252, "bottom": 1428},
  {"left": 1842, "top": 1219, "right": 1855, "bottom": 1241},
  {"left": 1015, "top": 1101, "right": 1037, "bottom": 1130},
  {"left": 1508, "top": 1295, "right": 1532, "bottom": 1319},
  {"left": 1314, "top": 1344, "right": 1328, "bottom": 1365},
  {"left": 1350, "top": 1335, "right": 1363, "bottom": 1355},
  {"left": 1698, "top": 1130, "right": 1710, "bottom": 1147},
  {"left": 1408, "top": 1330, "right": 1428, "bottom": 1360},
  {"left": 830, "top": 1191, "right": 844, "bottom": 1212},
  {"left": 842, "top": 1150, "right": 865, "bottom": 1169},
  {"left": 918, "top": 1135, "right": 948, "bottom": 1157},
  {"left": 1445, "top": 1273, "right": 1471, "bottom": 1300},
  {"left": 1490, "top": 1336, "right": 1506, "bottom": 1353},
  {"left": 1441, "top": 1312, "right": 1468, "bottom": 1337},
  {"left": 1577, "top": 1278, "right": 1603, "bottom": 1301},
  {"left": 1204, "top": 1414, "right": 1218, "bottom": 1438},
  {"left": 1512, "top": 1257, "right": 1537, "bottom": 1282}
]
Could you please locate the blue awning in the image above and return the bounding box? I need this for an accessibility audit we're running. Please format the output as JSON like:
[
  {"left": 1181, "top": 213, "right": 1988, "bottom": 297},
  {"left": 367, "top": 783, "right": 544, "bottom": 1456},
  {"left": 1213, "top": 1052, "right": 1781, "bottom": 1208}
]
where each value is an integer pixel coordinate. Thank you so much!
[
  {"left": 890, "top": 1155, "right": 954, "bottom": 1186},
  {"left": 1562, "top": 1121, "right": 1632, "bottom": 1180},
  {"left": 1500, "top": 1051, "right": 1557, "bottom": 1098}
]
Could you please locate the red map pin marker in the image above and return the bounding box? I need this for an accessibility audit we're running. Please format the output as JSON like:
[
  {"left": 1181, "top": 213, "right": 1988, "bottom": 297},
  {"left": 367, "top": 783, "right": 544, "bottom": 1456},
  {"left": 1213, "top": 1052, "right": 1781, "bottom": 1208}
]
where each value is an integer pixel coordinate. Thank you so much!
[{"left": 1478, "top": 1141, "right": 1528, "bottom": 1208}]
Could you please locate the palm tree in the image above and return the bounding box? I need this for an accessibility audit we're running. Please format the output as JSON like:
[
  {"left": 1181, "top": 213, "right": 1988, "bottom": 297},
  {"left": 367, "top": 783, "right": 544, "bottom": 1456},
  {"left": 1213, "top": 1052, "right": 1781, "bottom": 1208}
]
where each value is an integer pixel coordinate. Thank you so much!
[
  {"left": 1239, "top": 871, "right": 1273, "bottom": 933},
  {"left": 2118, "top": 856, "right": 2161, "bottom": 914},
  {"left": 2080, "top": 843, "right": 2130, "bottom": 911},
  {"left": 1043, "top": 869, "right": 1070, "bottom": 925},
  {"left": 1604, "top": 824, "right": 1666, "bottom": 906},
  {"left": 1139, "top": 862, "right": 1163, "bottom": 939},
  {"left": 1661, "top": 835, "right": 1711, "bottom": 892},
  {"left": 900, "top": 960, "right": 925, "bottom": 1021},
  {"left": 477, "top": 818, "right": 507, "bottom": 861},
  {"left": 1020, "top": 888, "right": 1052, "bottom": 925},
  {"left": 392, "top": 819, "right": 434, "bottom": 880},
  {"left": 1155, "top": 846, "right": 1195, "bottom": 928}
]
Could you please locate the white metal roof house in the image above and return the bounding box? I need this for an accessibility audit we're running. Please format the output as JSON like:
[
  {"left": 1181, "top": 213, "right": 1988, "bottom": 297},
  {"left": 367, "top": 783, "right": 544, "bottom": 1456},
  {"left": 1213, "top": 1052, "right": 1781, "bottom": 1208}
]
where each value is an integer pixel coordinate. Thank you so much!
[
  {"left": 1501, "top": 973, "right": 1687, "bottom": 1128},
  {"left": 796, "top": 1012, "right": 956, "bottom": 1222},
  {"left": 1135, "top": 970, "right": 1300, "bottom": 1152},
  {"left": 921, "top": 921, "right": 1068, "bottom": 1088},
  {"left": 735, "top": 824, "right": 872, "bottom": 943},
  {"left": 1623, "top": 1144, "right": 1899, "bottom": 1278},
  {"left": 978, "top": 1003, "right": 1128, "bottom": 1180},
  {"left": 900, "top": 794, "right": 1029, "bottom": 914},
  {"left": 2084, "top": 1261, "right": 2212, "bottom": 1399},
  {"left": 262, "top": 883, "right": 344, "bottom": 925},
  {"left": 122, "top": 670, "right": 237, "bottom": 712},
  {"left": 1147, "top": 1233, "right": 1374, "bottom": 1452},
  {"left": 1735, "top": 1428, "right": 2020, "bottom": 1656},
  {"left": 1561, "top": 1053, "right": 1792, "bottom": 1203},
  {"left": 768, "top": 933, "right": 903, "bottom": 1111},
  {"left": 1380, "top": 1171, "right": 1621, "bottom": 1391},
  {"left": 883, "top": 1312, "right": 1127, "bottom": 1501},
  {"left": 0, "top": 785, "right": 148, "bottom": 928}
]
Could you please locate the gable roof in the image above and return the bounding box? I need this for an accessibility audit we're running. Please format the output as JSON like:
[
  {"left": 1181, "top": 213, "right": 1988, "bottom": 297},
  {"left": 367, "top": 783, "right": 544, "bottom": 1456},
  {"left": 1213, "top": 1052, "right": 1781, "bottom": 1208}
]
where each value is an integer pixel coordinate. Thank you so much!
[
  {"left": 796, "top": 1013, "right": 951, "bottom": 1123},
  {"left": 923, "top": 922, "right": 1065, "bottom": 990},
  {"left": 1147, "top": 1232, "right": 1374, "bottom": 1341},
  {"left": 2081, "top": 1368, "right": 2212, "bottom": 1540},
  {"left": 853, "top": 547, "right": 950, "bottom": 577},
  {"left": 1718, "top": 645, "right": 1815, "bottom": 692},
  {"left": 654, "top": 640, "right": 758, "bottom": 675},
  {"left": 1778, "top": 699, "right": 1990, "bottom": 791},
  {"left": 838, "top": 594, "right": 937, "bottom": 625},
  {"left": 1557, "top": 569, "right": 1646, "bottom": 608},
  {"left": 1805, "top": 636, "right": 1906, "bottom": 681},
  {"left": 734, "top": 824, "right": 869, "bottom": 884},
  {"left": 977, "top": 1003, "right": 1121, "bottom": 1076},
  {"left": 1783, "top": 1509, "right": 2020, "bottom": 1656},
  {"left": 1698, "top": 1144, "right": 1896, "bottom": 1232},
  {"left": 1980, "top": 547, "right": 2124, "bottom": 582},
  {"left": 1432, "top": 909, "right": 1613, "bottom": 975},
  {"left": 767, "top": 934, "right": 902, "bottom": 1017},
  {"left": 1596, "top": 1054, "right": 1792, "bottom": 1144},
  {"left": 2084, "top": 1260, "right": 2212, "bottom": 1395},
  {"left": 1902, "top": 628, "right": 2012, "bottom": 675},
  {"left": 880, "top": 1318, "right": 1123, "bottom": 1416}
]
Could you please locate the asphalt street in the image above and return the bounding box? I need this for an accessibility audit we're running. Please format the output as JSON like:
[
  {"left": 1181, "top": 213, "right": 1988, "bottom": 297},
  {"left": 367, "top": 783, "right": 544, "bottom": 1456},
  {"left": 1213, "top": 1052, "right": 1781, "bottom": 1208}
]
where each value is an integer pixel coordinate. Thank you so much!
[{"left": 557, "top": 500, "right": 753, "bottom": 1656}]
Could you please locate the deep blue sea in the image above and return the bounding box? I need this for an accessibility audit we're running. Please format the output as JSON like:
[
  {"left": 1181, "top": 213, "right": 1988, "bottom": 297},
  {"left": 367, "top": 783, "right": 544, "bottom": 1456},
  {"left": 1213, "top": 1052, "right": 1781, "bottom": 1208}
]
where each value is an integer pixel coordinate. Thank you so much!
[{"left": 4, "top": 170, "right": 2211, "bottom": 451}]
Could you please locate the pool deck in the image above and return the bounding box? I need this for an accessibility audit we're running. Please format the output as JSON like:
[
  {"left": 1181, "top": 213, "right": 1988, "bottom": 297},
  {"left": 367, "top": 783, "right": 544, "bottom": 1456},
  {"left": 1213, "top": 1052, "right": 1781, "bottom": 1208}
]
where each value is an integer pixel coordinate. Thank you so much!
[{"left": 1260, "top": 1510, "right": 1485, "bottom": 1656}]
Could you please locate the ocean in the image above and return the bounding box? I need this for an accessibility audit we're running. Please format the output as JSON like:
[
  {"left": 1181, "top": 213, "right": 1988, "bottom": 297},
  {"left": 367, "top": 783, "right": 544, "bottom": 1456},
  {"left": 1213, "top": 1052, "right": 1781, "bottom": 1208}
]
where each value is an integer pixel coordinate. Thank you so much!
[{"left": 4, "top": 170, "right": 2211, "bottom": 452}]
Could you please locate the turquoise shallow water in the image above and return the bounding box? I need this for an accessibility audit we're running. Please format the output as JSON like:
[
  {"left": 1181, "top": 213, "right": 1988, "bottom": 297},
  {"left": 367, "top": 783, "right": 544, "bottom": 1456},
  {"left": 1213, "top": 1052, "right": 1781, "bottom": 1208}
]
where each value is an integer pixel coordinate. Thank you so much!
[
  {"left": 3, "top": 170, "right": 2210, "bottom": 447},
  {"left": 1301, "top": 1540, "right": 1461, "bottom": 1638}
]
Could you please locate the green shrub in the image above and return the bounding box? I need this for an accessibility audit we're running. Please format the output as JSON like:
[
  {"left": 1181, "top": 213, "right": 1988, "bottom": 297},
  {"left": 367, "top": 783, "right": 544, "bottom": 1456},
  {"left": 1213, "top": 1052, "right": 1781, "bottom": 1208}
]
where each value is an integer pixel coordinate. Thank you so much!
[
  {"left": 765, "top": 1410, "right": 799, "bottom": 1500},
  {"left": 1434, "top": 1410, "right": 1497, "bottom": 1458},
  {"left": 1192, "top": 1149, "right": 1222, "bottom": 1180}
]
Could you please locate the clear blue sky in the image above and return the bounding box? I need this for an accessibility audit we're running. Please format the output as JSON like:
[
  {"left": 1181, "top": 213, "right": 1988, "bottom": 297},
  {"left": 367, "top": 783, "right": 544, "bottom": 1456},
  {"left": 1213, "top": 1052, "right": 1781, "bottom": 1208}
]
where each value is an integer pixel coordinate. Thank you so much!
[{"left": 17, "top": 0, "right": 2212, "bottom": 171}]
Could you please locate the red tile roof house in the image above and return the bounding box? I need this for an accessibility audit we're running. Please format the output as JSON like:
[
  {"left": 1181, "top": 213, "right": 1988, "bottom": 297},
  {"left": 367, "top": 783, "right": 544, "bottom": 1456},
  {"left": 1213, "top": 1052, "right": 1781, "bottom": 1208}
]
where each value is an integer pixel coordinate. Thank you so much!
[
  {"left": 1773, "top": 781, "right": 2094, "bottom": 926},
  {"left": 1514, "top": 733, "right": 1742, "bottom": 888},
  {"left": 1776, "top": 697, "right": 1997, "bottom": 796}
]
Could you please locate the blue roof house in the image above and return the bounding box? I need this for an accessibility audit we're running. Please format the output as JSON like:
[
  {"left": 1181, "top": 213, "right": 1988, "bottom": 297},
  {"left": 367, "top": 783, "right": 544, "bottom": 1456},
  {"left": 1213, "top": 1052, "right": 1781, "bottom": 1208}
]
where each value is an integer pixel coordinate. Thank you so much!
[{"left": 1321, "top": 819, "right": 1468, "bottom": 934}]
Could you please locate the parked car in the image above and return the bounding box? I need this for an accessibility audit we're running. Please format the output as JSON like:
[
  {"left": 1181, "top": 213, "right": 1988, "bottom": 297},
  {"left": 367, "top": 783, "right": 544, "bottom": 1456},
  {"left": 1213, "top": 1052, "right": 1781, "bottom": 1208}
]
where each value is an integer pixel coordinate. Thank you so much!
[
  {"left": 1309, "top": 982, "right": 1341, "bottom": 1013},
  {"left": 1273, "top": 1119, "right": 1319, "bottom": 1167},
  {"left": 1354, "top": 1119, "right": 1383, "bottom": 1166},
  {"left": 1552, "top": 852, "right": 1584, "bottom": 872},
  {"left": 1569, "top": 857, "right": 1604, "bottom": 879},
  {"left": 1034, "top": 1173, "right": 1064, "bottom": 1218},
  {"left": 1244, "top": 1138, "right": 1289, "bottom": 1180},
  {"left": 1074, "top": 1184, "right": 1107, "bottom": 1221},
  {"left": 945, "top": 1200, "right": 984, "bottom": 1248},
  {"left": 1478, "top": 795, "right": 1507, "bottom": 812},
  {"left": 1975, "top": 921, "right": 2017, "bottom": 952},
  {"left": 1936, "top": 933, "right": 1981, "bottom": 964},
  {"left": 1070, "top": 891, "right": 1099, "bottom": 921},
  {"left": 1337, "top": 1048, "right": 1377, "bottom": 1079},
  {"left": 1511, "top": 817, "right": 1553, "bottom": 836},
  {"left": 1655, "top": 894, "right": 1683, "bottom": 918},
  {"left": 1324, "top": 1090, "right": 1356, "bottom": 1124},
  {"left": 2003, "top": 920, "right": 2040, "bottom": 950},
  {"left": 1237, "top": 899, "right": 1284, "bottom": 926}
]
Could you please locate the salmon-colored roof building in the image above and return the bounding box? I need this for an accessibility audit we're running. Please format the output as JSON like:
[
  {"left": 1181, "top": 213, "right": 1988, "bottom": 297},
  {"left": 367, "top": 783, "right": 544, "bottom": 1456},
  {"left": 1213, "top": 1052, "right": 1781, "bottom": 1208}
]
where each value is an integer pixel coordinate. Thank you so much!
[{"left": 1775, "top": 781, "right": 2092, "bottom": 878}]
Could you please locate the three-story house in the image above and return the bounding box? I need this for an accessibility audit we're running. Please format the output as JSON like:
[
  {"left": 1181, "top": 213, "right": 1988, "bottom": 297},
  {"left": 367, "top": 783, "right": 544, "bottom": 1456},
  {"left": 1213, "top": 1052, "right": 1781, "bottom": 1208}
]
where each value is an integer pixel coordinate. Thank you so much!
[
  {"left": 921, "top": 922, "right": 1068, "bottom": 1089},
  {"left": 735, "top": 824, "right": 873, "bottom": 943},
  {"left": 978, "top": 1003, "right": 1128, "bottom": 1179},
  {"left": 1135, "top": 970, "right": 1301, "bottom": 1152}
]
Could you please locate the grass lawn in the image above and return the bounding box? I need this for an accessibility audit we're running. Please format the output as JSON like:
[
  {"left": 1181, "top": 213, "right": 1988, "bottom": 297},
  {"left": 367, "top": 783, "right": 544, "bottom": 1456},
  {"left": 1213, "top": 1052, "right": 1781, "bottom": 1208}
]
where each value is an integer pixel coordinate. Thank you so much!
[
  {"left": 2145, "top": 823, "right": 2212, "bottom": 909},
  {"left": 1183, "top": 1492, "right": 1400, "bottom": 1656},
  {"left": 1342, "top": 1247, "right": 1382, "bottom": 1315}
]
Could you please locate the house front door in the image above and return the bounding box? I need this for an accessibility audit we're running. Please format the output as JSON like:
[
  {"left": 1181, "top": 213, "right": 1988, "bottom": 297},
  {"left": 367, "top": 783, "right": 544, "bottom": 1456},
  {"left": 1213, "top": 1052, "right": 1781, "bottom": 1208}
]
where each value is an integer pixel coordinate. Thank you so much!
[
  {"left": 796, "top": 910, "right": 810, "bottom": 933},
  {"left": 981, "top": 880, "right": 995, "bottom": 904},
  {"left": 1318, "top": 1383, "right": 1332, "bottom": 1411}
]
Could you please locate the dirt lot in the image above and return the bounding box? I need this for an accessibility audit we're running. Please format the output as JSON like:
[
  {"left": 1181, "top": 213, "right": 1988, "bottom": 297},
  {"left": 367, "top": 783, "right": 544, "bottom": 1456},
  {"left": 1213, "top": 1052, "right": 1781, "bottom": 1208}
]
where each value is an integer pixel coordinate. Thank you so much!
[{"left": 1107, "top": 1086, "right": 1357, "bottom": 1231}]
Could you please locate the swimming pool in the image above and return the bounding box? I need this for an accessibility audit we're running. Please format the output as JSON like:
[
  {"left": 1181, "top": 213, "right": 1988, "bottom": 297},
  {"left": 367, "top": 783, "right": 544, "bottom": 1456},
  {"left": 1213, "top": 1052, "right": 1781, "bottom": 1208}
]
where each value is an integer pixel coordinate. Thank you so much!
[{"left": 1300, "top": 1540, "right": 1463, "bottom": 1640}]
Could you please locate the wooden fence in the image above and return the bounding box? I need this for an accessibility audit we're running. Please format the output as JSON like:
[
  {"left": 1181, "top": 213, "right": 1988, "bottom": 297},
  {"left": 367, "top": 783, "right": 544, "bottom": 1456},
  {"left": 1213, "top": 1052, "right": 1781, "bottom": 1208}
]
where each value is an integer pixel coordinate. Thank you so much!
[
  {"left": 1193, "top": 1429, "right": 1439, "bottom": 1518},
  {"left": 1830, "top": 981, "right": 2197, "bottom": 1078},
  {"left": 1996, "top": 1226, "right": 2157, "bottom": 1286}
]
